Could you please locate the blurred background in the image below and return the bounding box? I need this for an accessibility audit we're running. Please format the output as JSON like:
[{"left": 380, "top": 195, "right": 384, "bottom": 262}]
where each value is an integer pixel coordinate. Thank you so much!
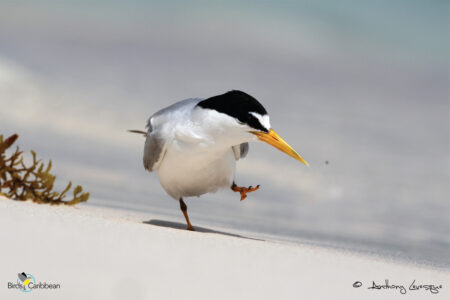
[{"left": 0, "top": 0, "right": 448, "bottom": 267}]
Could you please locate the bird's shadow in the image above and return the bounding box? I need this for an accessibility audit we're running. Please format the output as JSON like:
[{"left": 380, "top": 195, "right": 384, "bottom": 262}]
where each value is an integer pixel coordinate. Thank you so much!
[{"left": 143, "top": 219, "right": 264, "bottom": 241}]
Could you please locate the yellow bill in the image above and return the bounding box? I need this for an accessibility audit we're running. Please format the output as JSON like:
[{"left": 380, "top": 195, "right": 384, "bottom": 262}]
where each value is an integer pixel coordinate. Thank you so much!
[{"left": 251, "top": 129, "right": 309, "bottom": 166}]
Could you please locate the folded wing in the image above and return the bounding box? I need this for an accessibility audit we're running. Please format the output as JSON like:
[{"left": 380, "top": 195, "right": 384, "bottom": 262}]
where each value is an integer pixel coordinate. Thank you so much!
[
  {"left": 232, "top": 143, "right": 249, "bottom": 160},
  {"left": 143, "top": 129, "right": 167, "bottom": 172}
]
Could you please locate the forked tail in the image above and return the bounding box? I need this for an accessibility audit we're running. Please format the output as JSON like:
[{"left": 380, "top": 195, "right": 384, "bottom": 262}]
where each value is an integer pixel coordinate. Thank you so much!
[{"left": 128, "top": 130, "right": 147, "bottom": 137}]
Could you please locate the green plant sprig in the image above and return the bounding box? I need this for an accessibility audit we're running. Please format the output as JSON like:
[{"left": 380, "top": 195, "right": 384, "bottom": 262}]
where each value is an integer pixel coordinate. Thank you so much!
[{"left": 0, "top": 134, "right": 89, "bottom": 205}]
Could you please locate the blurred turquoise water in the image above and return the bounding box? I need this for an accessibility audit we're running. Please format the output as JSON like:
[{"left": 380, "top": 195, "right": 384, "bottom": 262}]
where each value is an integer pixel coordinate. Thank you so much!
[{"left": 0, "top": 1, "right": 448, "bottom": 267}]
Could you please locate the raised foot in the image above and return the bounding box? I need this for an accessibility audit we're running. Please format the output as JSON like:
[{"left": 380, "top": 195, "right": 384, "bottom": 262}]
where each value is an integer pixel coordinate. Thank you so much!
[{"left": 232, "top": 184, "right": 260, "bottom": 201}]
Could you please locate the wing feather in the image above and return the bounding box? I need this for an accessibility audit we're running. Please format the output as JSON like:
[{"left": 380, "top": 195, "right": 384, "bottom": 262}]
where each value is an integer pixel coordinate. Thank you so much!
[
  {"left": 142, "top": 98, "right": 202, "bottom": 172},
  {"left": 232, "top": 143, "right": 249, "bottom": 160},
  {"left": 143, "top": 130, "right": 167, "bottom": 172}
]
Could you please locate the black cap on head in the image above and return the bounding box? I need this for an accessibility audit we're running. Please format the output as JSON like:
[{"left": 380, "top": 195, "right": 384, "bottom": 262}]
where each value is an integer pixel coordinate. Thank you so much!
[{"left": 197, "top": 90, "right": 269, "bottom": 132}]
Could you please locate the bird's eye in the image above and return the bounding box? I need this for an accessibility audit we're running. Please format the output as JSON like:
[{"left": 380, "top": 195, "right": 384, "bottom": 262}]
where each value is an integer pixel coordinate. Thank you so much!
[{"left": 245, "top": 114, "right": 268, "bottom": 132}]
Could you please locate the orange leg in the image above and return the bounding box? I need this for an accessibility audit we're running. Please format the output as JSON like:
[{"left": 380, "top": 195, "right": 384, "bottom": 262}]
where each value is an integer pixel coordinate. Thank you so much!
[
  {"left": 179, "top": 198, "right": 194, "bottom": 231},
  {"left": 231, "top": 182, "right": 260, "bottom": 201}
]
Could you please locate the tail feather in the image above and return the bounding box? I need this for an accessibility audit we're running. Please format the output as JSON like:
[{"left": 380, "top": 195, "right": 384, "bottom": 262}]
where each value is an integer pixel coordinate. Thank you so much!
[{"left": 128, "top": 130, "right": 147, "bottom": 137}]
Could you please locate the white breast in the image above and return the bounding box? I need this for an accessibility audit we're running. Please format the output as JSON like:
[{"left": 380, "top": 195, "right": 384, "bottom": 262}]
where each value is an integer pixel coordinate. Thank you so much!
[
  {"left": 158, "top": 145, "right": 236, "bottom": 200},
  {"left": 149, "top": 99, "right": 257, "bottom": 200}
]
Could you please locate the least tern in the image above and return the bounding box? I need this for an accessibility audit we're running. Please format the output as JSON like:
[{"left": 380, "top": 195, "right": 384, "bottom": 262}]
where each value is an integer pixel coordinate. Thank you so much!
[{"left": 130, "top": 90, "right": 308, "bottom": 230}]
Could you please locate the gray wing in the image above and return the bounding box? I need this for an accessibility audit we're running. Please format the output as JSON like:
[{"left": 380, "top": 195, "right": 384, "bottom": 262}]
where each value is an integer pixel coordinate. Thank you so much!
[
  {"left": 143, "top": 98, "right": 202, "bottom": 171},
  {"left": 232, "top": 143, "right": 249, "bottom": 160},
  {"left": 143, "top": 130, "right": 167, "bottom": 172}
]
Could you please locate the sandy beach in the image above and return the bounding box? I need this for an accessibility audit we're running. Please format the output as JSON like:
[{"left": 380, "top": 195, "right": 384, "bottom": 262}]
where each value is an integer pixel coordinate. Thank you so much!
[
  {"left": 0, "top": 1, "right": 448, "bottom": 299},
  {"left": 0, "top": 197, "right": 448, "bottom": 300}
]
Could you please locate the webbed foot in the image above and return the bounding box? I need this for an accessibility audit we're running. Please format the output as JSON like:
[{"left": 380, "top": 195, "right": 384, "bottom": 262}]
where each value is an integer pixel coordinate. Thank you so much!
[{"left": 231, "top": 182, "right": 260, "bottom": 201}]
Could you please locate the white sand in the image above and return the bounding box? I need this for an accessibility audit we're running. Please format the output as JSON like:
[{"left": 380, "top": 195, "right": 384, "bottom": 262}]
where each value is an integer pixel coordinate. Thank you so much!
[{"left": 0, "top": 197, "right": 448, "bottom": 300}]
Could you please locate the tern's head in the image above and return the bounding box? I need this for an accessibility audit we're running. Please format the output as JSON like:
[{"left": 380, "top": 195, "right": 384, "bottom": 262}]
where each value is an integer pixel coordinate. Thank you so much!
[{"left": 197, "top": 90, "right": 308, "bottom": 166}]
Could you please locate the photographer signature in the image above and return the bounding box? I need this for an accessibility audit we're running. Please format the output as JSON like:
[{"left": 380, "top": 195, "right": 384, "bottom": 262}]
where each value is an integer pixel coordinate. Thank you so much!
[{"left": 353, "top": 279, "right": 443, "bottom": 294}]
